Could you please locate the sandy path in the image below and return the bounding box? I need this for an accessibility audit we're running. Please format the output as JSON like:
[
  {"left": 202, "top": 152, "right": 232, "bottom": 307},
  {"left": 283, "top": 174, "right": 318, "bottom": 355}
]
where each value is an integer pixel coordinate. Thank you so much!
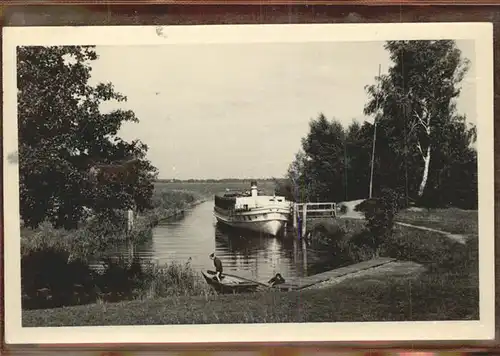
[
  {"left": 394, "top": 221, "right": 467, "bottom": 244},
  {"left": 336, "top": 199, "right": 467, "bottom": 244},
  {"left": 337, "top": 199, "right": 365, "bottom": 219}
]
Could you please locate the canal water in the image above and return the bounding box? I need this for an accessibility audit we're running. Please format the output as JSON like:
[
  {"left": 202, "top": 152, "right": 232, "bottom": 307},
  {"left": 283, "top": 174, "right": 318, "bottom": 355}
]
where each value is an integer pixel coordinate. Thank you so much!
[{"left": 114, "top": 201, "right": 336, "bottom": 284}]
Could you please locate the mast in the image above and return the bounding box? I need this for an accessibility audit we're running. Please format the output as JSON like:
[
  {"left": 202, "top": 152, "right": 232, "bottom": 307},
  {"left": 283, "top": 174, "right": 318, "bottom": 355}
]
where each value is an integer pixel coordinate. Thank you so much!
[{"left": 369, "top": 64, "right": 382, "bottom": 199}]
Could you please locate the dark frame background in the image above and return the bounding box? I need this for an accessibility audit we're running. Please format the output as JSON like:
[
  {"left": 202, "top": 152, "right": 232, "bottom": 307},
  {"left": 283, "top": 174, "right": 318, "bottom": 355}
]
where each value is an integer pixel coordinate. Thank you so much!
[{"left": 1, "top": 3, "right": 498, "bottom": 354}]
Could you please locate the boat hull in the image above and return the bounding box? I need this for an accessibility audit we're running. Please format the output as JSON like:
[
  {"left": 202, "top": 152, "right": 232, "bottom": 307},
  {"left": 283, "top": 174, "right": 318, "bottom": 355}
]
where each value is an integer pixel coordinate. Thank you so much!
[
  {"left": 213, "top": 183, "right": 292, "bottom": 236},
  {"left": 214, "top": 209, "right": 289, "bottom": 236}
]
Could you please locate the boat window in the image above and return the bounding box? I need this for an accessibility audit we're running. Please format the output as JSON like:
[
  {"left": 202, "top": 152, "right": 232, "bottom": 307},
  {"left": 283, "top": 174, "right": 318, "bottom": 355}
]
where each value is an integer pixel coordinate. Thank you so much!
[{"left": 277, "top": 199, "right": 283, "bottom": 202}]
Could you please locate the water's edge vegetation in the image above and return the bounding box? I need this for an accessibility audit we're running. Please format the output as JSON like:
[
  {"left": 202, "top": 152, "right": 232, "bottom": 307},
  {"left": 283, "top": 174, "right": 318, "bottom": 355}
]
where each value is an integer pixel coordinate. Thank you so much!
[
  {"left": 23, "top": 207, "right": 478, "bottom": 324},
  {"left": 21, "top": 186, "right": 214, "bottom": 310},
  {"left": 21, "top": 181, "right": 478, "bottom": 326}
]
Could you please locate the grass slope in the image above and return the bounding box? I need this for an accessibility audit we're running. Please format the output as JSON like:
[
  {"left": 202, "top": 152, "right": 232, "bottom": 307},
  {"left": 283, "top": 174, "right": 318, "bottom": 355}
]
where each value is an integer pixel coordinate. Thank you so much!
[
  {"left": 21, "top": 199, "right": 479, "bottom": 326},
  {"left": 23, "top": 251, "right": 478, "bottom": 326},
  {"left": 395, "top": 208, "right": 478, "bottom": 235}
]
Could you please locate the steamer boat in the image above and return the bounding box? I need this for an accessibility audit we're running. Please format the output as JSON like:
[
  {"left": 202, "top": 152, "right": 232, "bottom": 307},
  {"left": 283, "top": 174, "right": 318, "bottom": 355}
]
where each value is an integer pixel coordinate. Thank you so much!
[{"left": 213, "top": 181, "right": 292, "bottom": 236}]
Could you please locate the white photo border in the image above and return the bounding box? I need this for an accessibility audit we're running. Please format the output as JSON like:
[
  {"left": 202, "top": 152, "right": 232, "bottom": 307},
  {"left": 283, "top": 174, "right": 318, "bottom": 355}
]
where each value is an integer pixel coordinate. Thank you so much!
[{"left": 2, "top": 23, "right": 495, "bottom": 345}]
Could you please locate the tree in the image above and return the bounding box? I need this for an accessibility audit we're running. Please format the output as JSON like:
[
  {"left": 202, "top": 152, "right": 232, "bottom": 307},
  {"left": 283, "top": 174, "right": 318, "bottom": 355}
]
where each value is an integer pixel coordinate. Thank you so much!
[
  {"left": 344, "top": 120, "right": 374, "bottom": 200},
  {"left": 287, "top": 114, "right": 347, "bottom": 202},
  {"left": 285, "top": 150, "right": 307, "bottom": 202},
  {"left": 425, "top": 114, "right": 477, "bottom": 208},
  {"left": 364, "top": 40, "right": 476, "bottom": 204},
  {"left": 17, "top": 45, "right": 158, "bottom": 229},
  {"left": 272, "top": 178, "right": 296, "bottom": 202}
]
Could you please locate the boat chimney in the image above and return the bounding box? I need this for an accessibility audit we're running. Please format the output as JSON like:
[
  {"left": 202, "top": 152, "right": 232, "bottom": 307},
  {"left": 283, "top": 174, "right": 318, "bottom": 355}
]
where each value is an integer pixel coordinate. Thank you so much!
[{"left": 250, "top": 180, "right": 258, "bottom": 197}]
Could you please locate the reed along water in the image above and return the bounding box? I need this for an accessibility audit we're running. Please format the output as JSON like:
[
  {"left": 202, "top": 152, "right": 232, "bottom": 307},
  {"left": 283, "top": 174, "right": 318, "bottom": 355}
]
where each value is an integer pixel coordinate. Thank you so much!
[{"left": 107, "top": 200, "right": 341, "bottom": 284}]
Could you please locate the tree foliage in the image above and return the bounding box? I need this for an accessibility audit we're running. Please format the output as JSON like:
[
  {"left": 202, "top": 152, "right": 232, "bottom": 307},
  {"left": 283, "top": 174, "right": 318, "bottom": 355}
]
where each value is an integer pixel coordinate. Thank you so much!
[
  {"left": 285, "top": 114, "right": 347, "bottom": 202},
  {"left": 364, "top": 40, "right": 477, "bottom": 207},
  {"left": 18, "top": 46, "right": 158, "bottom": 229},
  {"left": 354, "top": 188, "right": 404, "bottom": 255},
  {"left": 286, "top": 40, "right": 477, "bottom": 209}
]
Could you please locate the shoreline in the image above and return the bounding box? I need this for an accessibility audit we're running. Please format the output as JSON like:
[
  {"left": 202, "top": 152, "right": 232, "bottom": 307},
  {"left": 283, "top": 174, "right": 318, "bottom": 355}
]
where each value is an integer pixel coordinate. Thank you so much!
[
  {"left": 155, "top": 198, "right": 207, "bottom": 223},
  {"left": 20, "top": 193, "right": 479, "bottom": 322},
  {"left": 22, "top": 244, "right": 477, "bottom": 326}
]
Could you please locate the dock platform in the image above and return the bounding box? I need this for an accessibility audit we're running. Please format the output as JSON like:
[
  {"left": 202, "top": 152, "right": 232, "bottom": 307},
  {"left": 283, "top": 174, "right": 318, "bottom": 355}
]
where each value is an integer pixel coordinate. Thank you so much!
[{"left": 272, "top": 257, "right": 396, "bottom": 291}]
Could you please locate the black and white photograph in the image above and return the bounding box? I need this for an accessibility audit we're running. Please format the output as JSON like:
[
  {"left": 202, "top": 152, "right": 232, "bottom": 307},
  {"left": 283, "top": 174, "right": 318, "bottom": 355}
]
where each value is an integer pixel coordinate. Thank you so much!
[{"left": 3, "top": 23, "right": 495, "bottom": 344}]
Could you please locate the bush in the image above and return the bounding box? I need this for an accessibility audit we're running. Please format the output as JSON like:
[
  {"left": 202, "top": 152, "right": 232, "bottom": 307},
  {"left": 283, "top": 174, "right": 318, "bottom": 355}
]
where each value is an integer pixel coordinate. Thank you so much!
[
  {"left": 309, "top": 220, "right": 346, "bottom": 246},
  {"left": 152, "top": 188, "right": 201, "bottom": 210},
  {"left": 141, "top": 260, "right": 214, "bottom": 299},
  {"left": 307, "top": 219, "right": 375, "bottom": 267},
  {"left": 21, "top": 247, "right": 98, "bottom": 310},
  {"left": 21, "top": 245, "right": 213, "bottom": 309},
  {"left": 380, "top": 226, "right": 477, "bottom": 274},
  {"left": 331, "top": 238, "right": 375, "bottom": 265},
  {"left": 355, "top": 188, "right": 403, "bottom": 255}
]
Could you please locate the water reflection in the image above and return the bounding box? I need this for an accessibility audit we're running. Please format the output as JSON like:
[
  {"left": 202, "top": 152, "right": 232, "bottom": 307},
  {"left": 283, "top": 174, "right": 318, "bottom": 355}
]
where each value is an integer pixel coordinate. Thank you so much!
[
  {"left": 213, "top": 223, "right": 306, "bottom": 282},
  {"left": 104, "top": 201, "right": 338, "bottom": 284}
]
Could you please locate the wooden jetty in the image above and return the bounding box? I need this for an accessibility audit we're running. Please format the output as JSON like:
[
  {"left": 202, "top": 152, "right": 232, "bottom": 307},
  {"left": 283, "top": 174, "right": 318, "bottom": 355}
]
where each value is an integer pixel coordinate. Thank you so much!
[
  {"left": 291, "top": 202, "right": 338, "bottom": 237},
  {"left": 271, "top": 257, "right": 396, "bottom": 291}
]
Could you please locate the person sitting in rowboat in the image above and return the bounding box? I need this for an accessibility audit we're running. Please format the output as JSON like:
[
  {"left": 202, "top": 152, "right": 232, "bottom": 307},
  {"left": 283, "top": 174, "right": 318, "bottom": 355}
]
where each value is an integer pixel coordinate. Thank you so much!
[
  {"left": 209, "top": 253, "right": 223, "bottom": 282},
  {"left": 268, "top": 273, "right": 286, "bottom": 287}
]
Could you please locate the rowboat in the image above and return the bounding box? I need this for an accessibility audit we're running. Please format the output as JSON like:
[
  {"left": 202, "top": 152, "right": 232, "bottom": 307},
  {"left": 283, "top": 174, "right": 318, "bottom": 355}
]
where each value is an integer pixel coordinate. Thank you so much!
[{"left": 201, "top": 270, "right": 264, "bottom": 294}]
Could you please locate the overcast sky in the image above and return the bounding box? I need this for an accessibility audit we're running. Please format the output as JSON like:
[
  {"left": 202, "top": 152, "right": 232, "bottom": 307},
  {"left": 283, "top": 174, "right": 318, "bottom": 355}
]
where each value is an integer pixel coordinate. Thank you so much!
[{"left": 90, "top": 40, "right": 476, "bottom": 180}]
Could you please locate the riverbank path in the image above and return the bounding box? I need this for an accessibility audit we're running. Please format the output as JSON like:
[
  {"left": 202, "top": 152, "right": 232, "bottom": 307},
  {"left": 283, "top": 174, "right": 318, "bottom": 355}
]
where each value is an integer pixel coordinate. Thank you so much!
[{"left": 336, "top": 199, "right": 467, "bottom": 244}]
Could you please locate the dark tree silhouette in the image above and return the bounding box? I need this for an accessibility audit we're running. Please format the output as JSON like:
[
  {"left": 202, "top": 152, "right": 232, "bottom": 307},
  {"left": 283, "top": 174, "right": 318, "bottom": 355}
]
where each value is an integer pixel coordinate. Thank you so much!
[
  {"left": 17, "top": 45, "right": 158, "bottom": 228},
  {"left": 364, "top": 40, "right": 476, "bottom": 207},
  {"left": 286, "top": 40, "right": 477, "bottom": 209}
]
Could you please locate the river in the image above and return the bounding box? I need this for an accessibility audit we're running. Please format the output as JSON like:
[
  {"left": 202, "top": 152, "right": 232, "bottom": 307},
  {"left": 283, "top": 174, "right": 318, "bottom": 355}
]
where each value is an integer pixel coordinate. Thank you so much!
[{"left": 112, "top": 201, "right": 338, "bottom": 284}]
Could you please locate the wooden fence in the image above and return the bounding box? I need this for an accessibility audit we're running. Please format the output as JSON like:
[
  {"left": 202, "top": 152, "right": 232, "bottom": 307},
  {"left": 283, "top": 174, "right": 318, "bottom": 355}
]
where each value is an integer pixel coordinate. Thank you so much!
[{"left": 292, "top": 202, "right": 337, "bottom": 238}]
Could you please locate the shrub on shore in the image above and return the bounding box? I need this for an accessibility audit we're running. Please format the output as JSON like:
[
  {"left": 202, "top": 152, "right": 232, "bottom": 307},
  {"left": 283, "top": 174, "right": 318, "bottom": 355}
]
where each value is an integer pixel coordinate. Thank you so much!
[
  {"left": 305, "top": 188, "right": 405, "bottom": 265},
  {"left": 137, "top": 260, "right": 214, "bottom": 299},
  {"left": 21, "top": 189, "right": 202, "bottom": 256},
  {"left": 307, "top": 219, "right": 375, "bottom": 265},
  {"left": 307, "top": 188, "right": 477, "bottom": 279},
  {"left": 20, "top": 188, "right": 207, "bottom": 310},
  {"left": 152, "top": 188, "right": 203, "bottom": 211},
  {"left": 21, "top": 247, "right": 212, "bottom": 310},
  {"left": 354, "top": 188, "right": 403, "bottom": 256},
  {"left": 21, "top": 247, "right": 98, "bottom": 310},
  {"left": 21, "top": 215, "right": 152, "bottom": 260}
]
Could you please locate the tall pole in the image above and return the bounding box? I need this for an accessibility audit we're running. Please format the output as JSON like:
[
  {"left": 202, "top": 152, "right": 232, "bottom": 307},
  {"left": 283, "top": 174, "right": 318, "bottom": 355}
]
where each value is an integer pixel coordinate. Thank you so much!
[
  {"left": 369, "top": 64, "right": 381, "bottom": 199},
  {"left": 344, "top": 140, "right": 348, "bottom": 201}
]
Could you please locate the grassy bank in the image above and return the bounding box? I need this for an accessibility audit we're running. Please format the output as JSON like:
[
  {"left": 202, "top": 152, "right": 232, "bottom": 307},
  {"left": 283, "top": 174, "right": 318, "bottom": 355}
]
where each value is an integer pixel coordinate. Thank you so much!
[
  {"left": 306, "top": 218, "right": 374, "bottom": 268},
  {"left": 395, "top": 207, "right": 478, "bottom": 235},
  {"left": 21, "top": 188, "right": 203, "bottom": 257},
  {"left": 148, "top": 187, "right": 205, "bottom": 224},
  {"left": 21, "top": 254, "right": 214, "bottom": 310},
  {"left": 22, "top": 207, "right": 479, "bottom": 324},
  {"left": 20, "top": 187, "right": 207, "bottom": 310},
  {"left": 23, "top": 235, "right": 478, "bottom": 325},
  {"left": 306, "top": 211, "right": 477, "bottom": 275}
]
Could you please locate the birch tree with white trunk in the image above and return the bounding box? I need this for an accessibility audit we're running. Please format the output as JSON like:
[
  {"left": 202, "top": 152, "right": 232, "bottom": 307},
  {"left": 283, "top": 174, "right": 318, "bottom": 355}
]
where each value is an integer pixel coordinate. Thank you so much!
[{"left": 364, "top": 40, "right": 470, "bottom": 199}]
